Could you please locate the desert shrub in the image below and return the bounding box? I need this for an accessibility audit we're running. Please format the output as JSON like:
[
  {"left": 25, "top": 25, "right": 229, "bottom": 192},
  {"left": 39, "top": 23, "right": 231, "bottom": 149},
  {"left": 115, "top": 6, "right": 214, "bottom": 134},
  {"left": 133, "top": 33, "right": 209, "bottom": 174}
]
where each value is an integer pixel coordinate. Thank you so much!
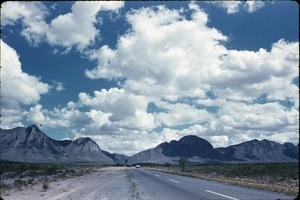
[
  {"left": 66, "top": 169, "right": 75, "bottom": 173},
  {"left": 46, "top": 165, "right": 59, "bottom": 175},
  {"left": 1, "top": 171, "right": 17, "bottom": 179},
  {"left": 42, "top": 176, "right": 49, "bottom": 182},
  {"left": 14, "top": 179, "right": 26, "bottom": 189},
  {"left": 164, "top": 162, "right": 172, "bottom": 167},
  {"left": 24, "top": 170, "right": 44, "bottom": 177},
  {"left": 26, "top": 178, "right": 34, "bottom": 184},
  {"left": 0, "top": 182, "right": 11, "bottom": 190},
  {"left": 189, "top": 162, "right": 299, "bottom": 181},
  {"left": 58, "top": 171, "right": 67, "bottom": 178},
  {"left": 178, "top": 158, "right": 188, "bottom": 171},
  {"left": 42, "top": 181, "right": 49, "bottom": 191},
  {"left": 15, "top": 164, "right": 27, "bottom": 175}
]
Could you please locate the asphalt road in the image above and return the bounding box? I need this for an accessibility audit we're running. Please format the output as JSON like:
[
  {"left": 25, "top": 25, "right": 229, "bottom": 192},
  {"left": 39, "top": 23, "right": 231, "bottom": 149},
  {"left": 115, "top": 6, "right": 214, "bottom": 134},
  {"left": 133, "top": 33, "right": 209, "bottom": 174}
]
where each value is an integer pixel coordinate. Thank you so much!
[{"left": 129, "top": 168, "right": 295, "bottom": 200}]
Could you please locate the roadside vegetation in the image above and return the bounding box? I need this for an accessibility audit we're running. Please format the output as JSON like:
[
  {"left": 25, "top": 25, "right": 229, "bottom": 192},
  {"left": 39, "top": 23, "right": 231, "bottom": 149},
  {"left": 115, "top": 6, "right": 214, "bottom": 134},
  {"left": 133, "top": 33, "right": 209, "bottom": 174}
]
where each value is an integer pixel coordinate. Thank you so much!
[
  {"left": 148, "top": 162, "right": 299, "bottom": 196},
  {"left": 0, "top": 162, "right": 102, "bottom": 196}
]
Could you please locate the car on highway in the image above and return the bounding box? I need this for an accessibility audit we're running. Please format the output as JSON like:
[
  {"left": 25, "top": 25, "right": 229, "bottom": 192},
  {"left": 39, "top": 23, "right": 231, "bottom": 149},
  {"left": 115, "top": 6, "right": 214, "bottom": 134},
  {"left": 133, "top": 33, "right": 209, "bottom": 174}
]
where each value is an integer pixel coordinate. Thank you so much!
[{"left": 135, "top": 165, "right": 141, "bottom": 168}]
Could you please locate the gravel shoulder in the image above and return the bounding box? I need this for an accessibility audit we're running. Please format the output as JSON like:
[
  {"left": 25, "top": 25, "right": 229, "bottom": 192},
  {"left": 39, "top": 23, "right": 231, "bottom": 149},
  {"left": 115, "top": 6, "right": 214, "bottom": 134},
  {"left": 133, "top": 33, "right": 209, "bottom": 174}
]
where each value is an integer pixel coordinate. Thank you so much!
[{"left": 2, "top": 167, "right": 133, "bottom": 200}]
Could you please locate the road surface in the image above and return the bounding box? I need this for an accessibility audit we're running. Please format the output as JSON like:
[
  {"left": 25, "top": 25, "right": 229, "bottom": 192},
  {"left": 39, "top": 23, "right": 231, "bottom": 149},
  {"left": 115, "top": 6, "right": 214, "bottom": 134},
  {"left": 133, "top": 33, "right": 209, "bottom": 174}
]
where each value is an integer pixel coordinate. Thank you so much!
[{"left": 129, "top": 168, "right": 295, "bottom": 200}]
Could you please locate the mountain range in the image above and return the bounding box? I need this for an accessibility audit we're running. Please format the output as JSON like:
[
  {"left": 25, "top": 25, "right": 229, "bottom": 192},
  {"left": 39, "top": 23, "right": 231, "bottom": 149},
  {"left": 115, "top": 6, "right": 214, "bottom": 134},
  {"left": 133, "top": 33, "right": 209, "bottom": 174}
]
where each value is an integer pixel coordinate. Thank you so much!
[
  {"left": 127, "top": 135, "right": 299, "bottom": 164},
  {"left": 0, "top": 125, "right": 298, "bottom": 164},
  {"left": 0, "top": 125, "right": 125, "bottom": 164}
]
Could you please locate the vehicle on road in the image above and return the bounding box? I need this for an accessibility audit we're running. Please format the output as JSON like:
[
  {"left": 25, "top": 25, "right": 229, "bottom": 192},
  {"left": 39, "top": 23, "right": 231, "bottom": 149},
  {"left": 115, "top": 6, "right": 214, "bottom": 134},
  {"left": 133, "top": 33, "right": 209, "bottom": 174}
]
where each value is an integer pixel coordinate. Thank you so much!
[{"left": 135, "top": 165, "right": 141, "bottom": 168}]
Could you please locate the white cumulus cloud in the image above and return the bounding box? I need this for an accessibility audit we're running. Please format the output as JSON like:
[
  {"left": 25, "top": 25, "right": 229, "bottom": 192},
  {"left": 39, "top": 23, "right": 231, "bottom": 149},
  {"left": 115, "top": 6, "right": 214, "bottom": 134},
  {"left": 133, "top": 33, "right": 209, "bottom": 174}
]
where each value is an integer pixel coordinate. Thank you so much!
[
  {"left": 27, "top": 104, "right": 92, "bottom": 128},
  {"left": 1, "top": 1, "right": 124, "bottom": 50},
  {"left": 1, "top": 40, "right": 50, "bottom": 128},
  {"left": 46, "top": 1, "right": 124, "bottom": 50},
  {"left": 244, "top": 1, "right": 265, "bottom": 13},
  {"left": 80, "top": 3, "right": 298, "bottom": 154},
  {"left": 78, "top": 88, "right": 156, "bottom": 133},
  {"left": 211, "top": 1, "right": 242, "bottom": 14},
  {"left": 210, "top": 1, "right": 265, "bottom": 14},
  {"left": 1, "top": 2, "right": 49, "bottom": 45},
  {"left": 85, "top": 4, "right": 227, "bottom": 101}
]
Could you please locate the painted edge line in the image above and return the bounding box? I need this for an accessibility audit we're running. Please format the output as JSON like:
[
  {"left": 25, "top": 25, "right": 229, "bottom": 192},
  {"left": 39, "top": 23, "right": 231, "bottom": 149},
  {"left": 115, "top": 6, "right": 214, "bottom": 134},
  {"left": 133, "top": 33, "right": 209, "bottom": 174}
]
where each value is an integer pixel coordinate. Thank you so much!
[
  {"left": 206, "top": 190, "right": 239, "bottom": 200},
  {"left": 154, "top": 174, "right": 160, "bottom": 177},
  {"left": 169, "top": 179, "right": 179, "bottom": 183}
]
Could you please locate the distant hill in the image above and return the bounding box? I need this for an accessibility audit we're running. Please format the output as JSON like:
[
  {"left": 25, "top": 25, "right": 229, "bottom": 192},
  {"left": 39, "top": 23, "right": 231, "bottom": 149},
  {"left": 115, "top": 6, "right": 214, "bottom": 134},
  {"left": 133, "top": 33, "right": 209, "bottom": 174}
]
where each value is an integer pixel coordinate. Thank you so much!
[
  {"left": 216, "top": 139, "right": 299, "bottom": 163},
  {"left": 127, "top": 135, "right": 229, "bottom": 164},
  {"left": 0, "top": 125, "right": 116, "bottom": 164},
  {"left": 127, "top": 135, "right": 298, "bottom": 165},
  {"left": 282, "top": 142, "right": 299, "bottom": 159},
  {"left": 102, "top": 150, "right": 129, "bottom": 165},
  {"left": 1, "top": 126, "right": 297, "bottom": 165}
]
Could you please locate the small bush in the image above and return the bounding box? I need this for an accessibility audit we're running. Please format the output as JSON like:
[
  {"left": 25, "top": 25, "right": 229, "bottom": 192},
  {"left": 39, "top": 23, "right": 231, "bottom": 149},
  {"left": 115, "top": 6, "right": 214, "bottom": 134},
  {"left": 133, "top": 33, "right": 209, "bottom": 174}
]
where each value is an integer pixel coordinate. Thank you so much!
[
  {"left": 66, "top": 169, "right": 75, "bottom": 173},
  {"left": 164, "top": 162, "right": 172, "bottom": 167},
  {"left": 14, "top": 179, "right": 26, "bottom": 190},
  {"left": 42, "top": 176, "right": 49, "bottom": 182},
  {"left": 178, "top": 158, "right": 188, "bottom": 171},
  {"left": 26, "top": 178, "right": 34, "bottom": 184},
  {"left": 0, "top": 182, "right": 11, "bottom": 190},
  {"left": 42, "top": 181, "right": 49, "bottom": 191},
  {"left": 46, "top": 165, "right": 59, "bottom": 175},
  {"left": 15, "top": 164, "right": 27, "bottom": 175},
  {"left": 1, "top": 171, "right": 17, "bottom": 179}
]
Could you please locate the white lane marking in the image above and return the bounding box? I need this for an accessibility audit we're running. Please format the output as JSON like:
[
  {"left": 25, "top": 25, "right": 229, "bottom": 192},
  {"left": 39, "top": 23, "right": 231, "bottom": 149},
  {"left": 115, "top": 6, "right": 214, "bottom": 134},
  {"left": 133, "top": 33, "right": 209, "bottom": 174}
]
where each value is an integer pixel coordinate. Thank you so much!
[
  {"left": 169, "top": 179, "right": 179, "bottom": 183},
  {"left": 154, "top": 174, "right": 160, "bottom": 177},
  {"left": 206, "top": 190, "right": 239, "bottom": 200}
]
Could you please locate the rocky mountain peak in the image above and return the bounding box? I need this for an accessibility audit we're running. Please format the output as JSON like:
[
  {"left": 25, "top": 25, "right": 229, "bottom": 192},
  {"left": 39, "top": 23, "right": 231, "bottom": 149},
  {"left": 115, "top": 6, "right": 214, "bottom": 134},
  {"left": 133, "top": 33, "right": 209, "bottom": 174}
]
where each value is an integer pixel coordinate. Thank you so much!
[
  {"left": 24, "top": 125, "right": 44, "bottom": 137},
  {"left": 158, "top": 135, "right": 220, "bottom": 159},
  {"left": 73, "top": 137, "right": 94, "bottom": 146},
  {"left": 0, "top": 125, "right": 116, "bottom": 164},
  {"left": 67, "top": 137, "right": 102, "bottom": 154},
  {"left": 26, "top": 124, "right": 40, "bottom": 131},
  {"left": 179, "top": 135, "right": 213, "bottom": 147},
  {"left": 216, "top": 139, "right": 298, "bottom": 162}
]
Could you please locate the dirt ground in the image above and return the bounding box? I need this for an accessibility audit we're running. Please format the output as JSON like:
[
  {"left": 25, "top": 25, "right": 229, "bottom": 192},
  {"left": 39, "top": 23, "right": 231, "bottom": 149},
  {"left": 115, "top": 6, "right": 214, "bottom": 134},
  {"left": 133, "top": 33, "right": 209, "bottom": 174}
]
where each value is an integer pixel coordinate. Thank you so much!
[{"left": 1, "top": 167, "right": 134, "bottom": 200}]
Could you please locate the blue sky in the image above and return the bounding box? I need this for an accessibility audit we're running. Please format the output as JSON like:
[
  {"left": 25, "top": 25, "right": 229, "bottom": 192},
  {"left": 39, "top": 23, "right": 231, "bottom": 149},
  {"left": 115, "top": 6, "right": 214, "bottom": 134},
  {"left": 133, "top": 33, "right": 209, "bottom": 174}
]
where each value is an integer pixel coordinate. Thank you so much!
[{"left": 1, "top": 1, "right": 299, "bottom": 155}]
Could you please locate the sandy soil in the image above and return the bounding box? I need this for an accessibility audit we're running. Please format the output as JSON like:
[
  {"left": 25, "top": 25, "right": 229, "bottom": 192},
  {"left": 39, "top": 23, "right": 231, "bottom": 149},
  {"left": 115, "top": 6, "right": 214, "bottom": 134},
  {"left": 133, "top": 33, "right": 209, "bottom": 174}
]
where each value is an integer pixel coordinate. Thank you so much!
[{"left": 2, "top": 167, "right": 134, "bottom": 200}]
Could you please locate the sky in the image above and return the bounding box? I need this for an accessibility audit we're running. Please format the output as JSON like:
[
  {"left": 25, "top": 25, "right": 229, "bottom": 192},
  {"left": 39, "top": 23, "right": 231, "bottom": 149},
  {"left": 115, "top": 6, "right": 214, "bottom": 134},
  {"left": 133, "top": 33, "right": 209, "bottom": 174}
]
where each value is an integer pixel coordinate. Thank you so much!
[{"left": 1, "top": 1, "right": 299, "bottom": 156}]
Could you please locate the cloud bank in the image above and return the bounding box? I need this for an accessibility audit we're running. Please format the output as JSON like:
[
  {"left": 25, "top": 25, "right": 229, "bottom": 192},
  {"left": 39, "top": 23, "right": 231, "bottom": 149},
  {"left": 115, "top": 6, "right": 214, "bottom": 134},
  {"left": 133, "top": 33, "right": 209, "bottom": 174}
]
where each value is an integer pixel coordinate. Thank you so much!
[
  {"left": 1, "top": 40, "right": 50, "bottom": 127},
  {"left": 1, "top": 2, "right": 298, "bottom": 155},
  {"left": 1, "top": 1, "right": 124, "bottom": 50},
  {"left": 211, "top": 1, "right": 265, "bottom": 14}
]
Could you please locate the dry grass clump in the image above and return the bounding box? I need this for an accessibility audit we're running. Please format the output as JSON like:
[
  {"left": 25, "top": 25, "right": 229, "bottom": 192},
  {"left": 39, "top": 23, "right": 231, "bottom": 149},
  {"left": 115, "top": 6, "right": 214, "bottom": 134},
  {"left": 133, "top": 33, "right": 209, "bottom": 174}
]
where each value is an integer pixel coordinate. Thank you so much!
[
  {"left": 0, "top": 162, "right": 102, "bottom": 192},
  {"left": 42, "top": 181, "right": 49, "bottom": 191}
]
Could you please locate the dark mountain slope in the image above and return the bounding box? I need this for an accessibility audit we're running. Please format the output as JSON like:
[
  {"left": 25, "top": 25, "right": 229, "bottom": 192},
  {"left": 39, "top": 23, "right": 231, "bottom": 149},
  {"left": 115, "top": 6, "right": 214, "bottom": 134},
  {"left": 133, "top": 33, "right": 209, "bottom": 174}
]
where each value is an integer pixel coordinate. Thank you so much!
[
  {"left": 0, "top": 125, "right": 114, "bottom": 164},
  {"left": 159, "top": 135, "right": 225, "bottom": 160},
  {"left": 282, "top": 142, "right": 299, "bottom": 159},
  {"left": 128, "top": 136, "right": 298, "bottom": 164},
  {"left": 102, "top": 150, "right": 129, "bottom": 164},
  {"left": 128, "top": 135, "right": 229, "bottom": 164},
  {"left": 216, "top": 139, "right": 298, "bottom": 163}
]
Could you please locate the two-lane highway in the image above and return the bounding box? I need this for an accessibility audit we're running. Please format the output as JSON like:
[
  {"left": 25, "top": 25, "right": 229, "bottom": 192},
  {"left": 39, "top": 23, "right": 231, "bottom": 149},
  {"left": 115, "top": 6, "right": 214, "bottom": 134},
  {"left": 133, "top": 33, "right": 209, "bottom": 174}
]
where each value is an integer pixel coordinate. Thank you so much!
[{"left": 129, "top": 168, "right": 295, "bottom": 200}]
